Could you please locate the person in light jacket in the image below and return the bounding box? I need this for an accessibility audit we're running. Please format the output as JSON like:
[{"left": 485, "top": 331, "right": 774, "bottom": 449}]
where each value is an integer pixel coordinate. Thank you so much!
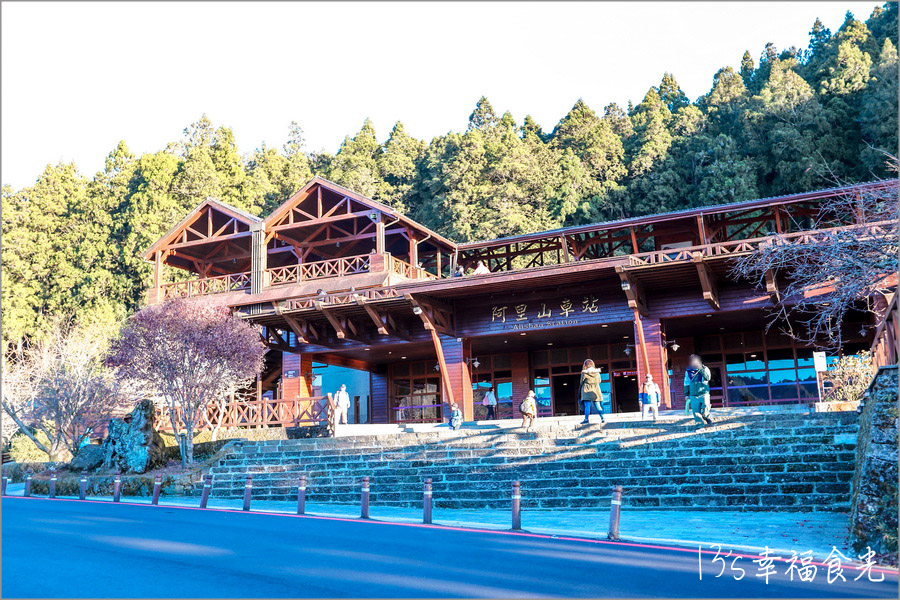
[
  {"left": 520, "top": 391, "right": 537, "bottom": 431},
  {"left": 684, "top": 354, "right": 713, "bottom": 426},
  {"left": 449, "top": 402, "right": 463, "bottom": 430},
  {"left": 334, "top": 384, "right": 351, "bottom": 425},
  {"left": 639, "top": 373, "right": 661, "bottom": 421},
  {"left": 481, "top": 385, "right": 498, "bottom": 420},
  {"left": 580, "top": 359, "right": 606, "bottom": 425}
]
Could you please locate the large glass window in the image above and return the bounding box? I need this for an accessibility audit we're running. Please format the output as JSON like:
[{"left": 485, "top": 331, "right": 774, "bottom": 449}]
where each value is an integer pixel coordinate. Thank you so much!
[{"left": 390, "top": 361, "right": 441, "bottom": 423}]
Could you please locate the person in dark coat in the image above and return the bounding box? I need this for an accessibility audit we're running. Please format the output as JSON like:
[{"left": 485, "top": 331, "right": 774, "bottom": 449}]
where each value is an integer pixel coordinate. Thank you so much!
[
  {"left": 580, "top": 359, "right": 606, "bottom": 425},
  {"left": 684, "top": 354, "right": 713, "bottom": 426}
]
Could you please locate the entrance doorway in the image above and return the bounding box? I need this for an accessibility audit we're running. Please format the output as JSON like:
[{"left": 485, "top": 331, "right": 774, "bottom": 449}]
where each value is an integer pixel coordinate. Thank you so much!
[
  {"left": 705, "top": 363, "right": 726, "bottom": 407},
  {"left": 552, "top": 374, "right": 581, "bottom": 416},
  {"left": 613, "top": 373, "right": 640, "bottom": 413}
]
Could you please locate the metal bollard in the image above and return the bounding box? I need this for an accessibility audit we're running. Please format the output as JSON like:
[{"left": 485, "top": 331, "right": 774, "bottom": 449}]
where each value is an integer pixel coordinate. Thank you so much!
[
  {"left": 151, "top": 474, "right": 162, "bottom": 505},
  {"left": 79, "top": 473, "right": 88, "bottom": 500},
  {"left": 24, "top": 470, "right": 33, "bottom": 497},
  {"left": 113, "top": 473, "right": 122, "bottom": 502},
  {"left": 296, "top": 475, "right": 307, "bottom": 515},
  {"left": 360, "top": 476, "right": 370, "bottom": 519},
  {"left": 608, "top": 485, "right": 623, "bottom": 540},
  {"left": 1, "top": 476, "right": 7, "bottom": 496},
  {"left": 242, "top": 475, "right": 253, "bottom": 511},
  {"left": 49, "top": 469, "right": 57, "bottom": 499},
  {"left": 511, "top": 480, "right": 522, "bottom": 530},
  {"left": 423, "top": 478, "right": 433, "bottom": 524},
  {"left": 199, "top": 474, "right": 213, "bottom": 508}
]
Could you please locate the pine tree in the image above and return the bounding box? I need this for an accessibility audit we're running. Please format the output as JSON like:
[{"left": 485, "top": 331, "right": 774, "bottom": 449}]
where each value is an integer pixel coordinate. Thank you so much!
[
  {"left": 326, "top": 119, "right": 384, "bottom": 199},
  {"left": 467, "top": 96, "right": 499, "bottom": 131},
  {"left": 377, "top": 122, "right": 425, "bottom": 212}
]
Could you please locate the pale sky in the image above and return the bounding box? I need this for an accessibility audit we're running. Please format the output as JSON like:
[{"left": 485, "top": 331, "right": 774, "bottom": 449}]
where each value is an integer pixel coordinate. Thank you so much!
[{"left": 1, "top": 1, "right": 882, "bottom": 190}]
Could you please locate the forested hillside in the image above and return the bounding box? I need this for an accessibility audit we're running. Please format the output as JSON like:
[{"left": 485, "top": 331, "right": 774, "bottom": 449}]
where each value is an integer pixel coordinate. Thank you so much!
[{"left": 2, "top": 5, "right": 897, "bottom": 346}]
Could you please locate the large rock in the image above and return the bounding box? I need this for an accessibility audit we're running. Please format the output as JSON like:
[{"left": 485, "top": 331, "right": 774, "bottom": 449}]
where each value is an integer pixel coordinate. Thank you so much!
[
  {"left": 70, "top": 444, "right": 105, "bottom": 471},
  {"left": 102, "top": 399, "right": 167, "bottom": 474}
]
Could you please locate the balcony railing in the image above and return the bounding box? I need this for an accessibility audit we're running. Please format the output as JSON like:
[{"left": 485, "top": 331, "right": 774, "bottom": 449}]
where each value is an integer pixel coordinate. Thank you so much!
[
  {"left": 387, "top": 254, "right": 437, "bottom": 280},
  {"left": 626, "top": 221, "right": 895, "bottom": 267},
  {"left": 160, "top": 271, "right": 251, "bottom": 300},
  {"left": 267, "top": 254, "right": 371, "bottom": 286}
]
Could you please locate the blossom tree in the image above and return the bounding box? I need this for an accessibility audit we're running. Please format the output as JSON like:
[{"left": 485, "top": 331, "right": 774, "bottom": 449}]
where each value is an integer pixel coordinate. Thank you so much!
[
  {"left": 107, "top": 298, "right": 266, "bottom": 463},
  {"left": 2, "top": 317, "right": 126, "bottom": 460},
  {"left": 732, "top": 164, "right": 898, "bottom": 348}
]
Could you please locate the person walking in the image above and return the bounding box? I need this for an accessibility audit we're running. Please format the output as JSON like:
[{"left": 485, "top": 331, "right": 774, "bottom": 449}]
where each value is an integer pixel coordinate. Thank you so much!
[
  {"left": 482, "top": 385, "right": 498, "bottom": 420},
  {"left": 520, "top": 390, "right": 537, "bottom": 431},
  {"left": 472, "top": 260, "right": 491, "bottom": 275},
  {"left": 580, "top": 359, "right": 606, "bottom": 425},
  {"left": 449, "top": 402, "right": 463, "bottom": 430},
  {"left": 639, "top": 373, "right": 661, "bottom": 421},
  {"left": 334, "top": 384, "right": 351, "bottom": 425},
  {"left": 684, "top": 354, "right": 713, "bottom": 426}
]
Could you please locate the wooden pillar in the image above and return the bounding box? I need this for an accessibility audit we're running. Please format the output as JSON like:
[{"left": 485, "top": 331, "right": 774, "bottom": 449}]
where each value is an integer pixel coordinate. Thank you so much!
[
  {"left": 282, "top": 352, "right": 314, "bottom": 399},
  {"left": 409, "top": 233, "right": 418, "bottom": 267},
  {"left": 250, "top": 221, "right": 267, "bottom": 294},
  {"left": 375, "top": 219, "right": 385, "bottom": 255},
  {"left": 438, "top": 336, "right": 474, "bottom": 421},
  {"left": 633, "top": 314, "right": 671, "bottom": 409},
  {"left": 436, "top": 250, "right": 442, "bottom": 278},
  {"left": 153, "top": 250, "right": 163, "bottom": 303}
]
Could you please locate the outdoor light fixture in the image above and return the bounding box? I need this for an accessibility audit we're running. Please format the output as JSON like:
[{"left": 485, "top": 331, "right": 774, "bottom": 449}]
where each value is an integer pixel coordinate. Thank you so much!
[
  {"left": 465, "top": 357, "right": 481, "bottom": 369},
  {"left": 665, "top": 340, "right": 680, "bottom": 352},
  {"left": 620, "top": 280, "right": 631, "bottom": 291},
  {"left": 859, "top": 325, "right": 867, "bottom": 337},
  {"left": 317, "top": 289, "right": 326, "bottom": 298},
  {"left": 434, "top": 363, "right": 440, "bottom": 372},
  {"left": 624, "top": 346, "right": 632, "bottom": 356},
  {"left": 412, "top": 306, "right": 423, "bottom": 315}
]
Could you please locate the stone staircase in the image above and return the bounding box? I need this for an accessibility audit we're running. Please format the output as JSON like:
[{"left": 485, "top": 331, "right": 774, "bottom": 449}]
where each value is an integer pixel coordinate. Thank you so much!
[{"left": 206, "top": 411, "right": 859, "bottom": 511}]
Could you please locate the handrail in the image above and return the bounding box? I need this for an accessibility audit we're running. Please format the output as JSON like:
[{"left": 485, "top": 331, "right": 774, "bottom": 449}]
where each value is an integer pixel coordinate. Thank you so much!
[
  {"left": 871, "top": 292, "right": 899, "bottom": 368},
  {"left": 387, "top": 255, "right": 437, "bottom": 280},
  {"left": 160, "top": 271, "right": 251, "bottom": 300},
  {"left": 155, "top": 395, "right": 330, "bottom": 432},
  {"left": 627, "top": 221, "right": 896, "bottom": 267},
  {"left": 267, "top": 255, "right": 371, "bottom": 286}
]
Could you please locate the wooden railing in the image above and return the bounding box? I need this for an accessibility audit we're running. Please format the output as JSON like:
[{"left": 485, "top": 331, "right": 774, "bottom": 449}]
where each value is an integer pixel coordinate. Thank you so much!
[
  {"left": 387, "top": 255, "right": 437, "bottom": 280},
  {"left": 871, "top": 292, "right": 899, "bottom": 368},
  {"left": 267, "top": 255, "right": 371, "bottom": 286},
  {"left": 160, "top": 271, "right": 251, "bottom": 300},
  {"left": 627, "top": 221, "right": 896, "bottom": 267},
  {"left": 154, "top": 395, "right": 330, "bottom": 433}
]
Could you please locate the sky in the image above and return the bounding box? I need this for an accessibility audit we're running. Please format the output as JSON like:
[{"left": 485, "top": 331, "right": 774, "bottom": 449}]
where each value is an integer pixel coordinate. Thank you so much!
[{"left": 1, "top": 1, "right": 883, "bottom": 190}]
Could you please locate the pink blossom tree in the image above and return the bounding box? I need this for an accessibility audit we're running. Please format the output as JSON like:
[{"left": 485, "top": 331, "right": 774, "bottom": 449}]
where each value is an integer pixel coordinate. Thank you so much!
[{"left": 108, "top": 298, "right": 266, "bottom": 464}]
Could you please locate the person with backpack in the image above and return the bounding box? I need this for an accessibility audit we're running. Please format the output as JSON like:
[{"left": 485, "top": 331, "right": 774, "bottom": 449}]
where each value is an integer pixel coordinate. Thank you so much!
[
  {"left": 481, "top": 385, "right": 498, "bottom": 420},
  {"left": 580, "top": 359, "right": 606, "bottom": 425},
  {"left": 520, "top": 390, "right": 537, "bottom": 431},
  {"left": 449, "top": 402, "right": 463, "bottom": 430},
  {"left": 684, "top": 354, "right": 713, "bottom": 426}
]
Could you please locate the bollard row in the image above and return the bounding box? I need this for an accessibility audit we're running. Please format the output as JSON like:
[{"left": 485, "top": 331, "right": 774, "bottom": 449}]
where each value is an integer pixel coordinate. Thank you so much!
[{"left": 6, "top": 468, "right": 625, "bottom": 537}]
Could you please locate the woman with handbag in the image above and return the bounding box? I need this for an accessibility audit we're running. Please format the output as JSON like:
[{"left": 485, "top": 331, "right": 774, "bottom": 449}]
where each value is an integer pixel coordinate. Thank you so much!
[{"left": 580, "top": 359, "right": 606, "bottom": 425}]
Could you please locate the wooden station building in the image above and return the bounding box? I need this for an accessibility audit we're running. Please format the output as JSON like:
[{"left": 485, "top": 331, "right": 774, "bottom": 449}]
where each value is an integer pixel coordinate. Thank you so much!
[{"left": 144, "top": 177, "right": 898, "bottom": 426}]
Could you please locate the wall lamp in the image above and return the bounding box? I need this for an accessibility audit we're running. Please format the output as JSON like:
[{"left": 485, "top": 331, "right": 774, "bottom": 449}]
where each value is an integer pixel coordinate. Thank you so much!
[
  {"left": 620, "top": 280, "right": 631, "bottom": 291},
  {"left": 412, "top": 306, "right": 423, "bottom": 315},
  {"left": 665, "top": 340, "right": 681, "bottom": 352},
  {"left": 465, "top": 357, "right": 481, "bottom": 369}
]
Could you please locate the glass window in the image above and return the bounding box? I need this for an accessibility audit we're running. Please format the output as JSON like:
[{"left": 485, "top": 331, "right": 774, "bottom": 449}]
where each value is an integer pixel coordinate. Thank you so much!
[
  {"left": 701, "top": 354, "right": 721, "bottom": 366},
  {"left": 534, "top": 368, "right": 549, "bottom": 380},
  {"left": 551, "top": 365, "right": 570, "bottom": 375},
  {"left": 727, "top": 385, "right": 769, "bottom": 404},
  {"left": 551, "top": 348, "right": 569, "bottom": 364},
  {"left": 493, "top": 354, "right": 511, "bottom": 369},
  {"left": 771, "top": 383, "right": 800, "bottom": 400},
  {"left": 570, "top": 347, "right": 588, "bottom": 363},
  {"left": 767, "top": 348, "right": 795, "bottom": 370},
  {"left": 591, "top": 346, "right": 609, "bottom": 360},
  {"left": 393, "top": 364, "right": 410, "bottom": 376},
  {"left": 769, "top": 369, "right": 798, "bottom": 385},
  {"left": 496, "top": 381, "right": 513, "bottom": 403},
  {"left": 411, "top": 362, "right": 427, "bottom": 376},
  {"left": 532, "top": 351, "right": 548, "bottom": 366},
  {"left": 796, "top": 348, "right": 814, "bottom": 367},
  {"left": 494, "top": 369, "right": 512, "bottom": 379},
  {"left": 697, "top": 335, "right": 721, "bottom": 352},
  {"left": 726, "top": 353, "right": 745, "bottom": 371},
  {"left": 744, "top": 352, "right": 765, "bottom": 371},
  {"left": 724, "top": 333, "right": 744, "bottom": 350},
  {"left": 534, "top": 386, "right": 552, "bottom": 406},
  {"left": 798, "top": 382, "right": 820, "bottom": 399},
  {"left": 727, "top": 371, "right": 768, "bottom": 387}
]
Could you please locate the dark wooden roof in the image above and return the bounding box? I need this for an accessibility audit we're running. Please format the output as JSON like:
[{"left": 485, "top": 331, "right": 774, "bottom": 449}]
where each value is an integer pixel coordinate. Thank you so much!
[{"left": 458, "top": 180, "right": 897, "bottom": 250}]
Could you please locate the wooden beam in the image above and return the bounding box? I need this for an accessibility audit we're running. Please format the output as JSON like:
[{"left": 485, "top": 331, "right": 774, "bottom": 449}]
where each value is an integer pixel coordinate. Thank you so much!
[
  {"left": 430, "top": 329, "right": 455, "bottom": 407},
  {"left": 765, "top": 269, "right": 781, "bottom": 304},
  {"left": 691, "top": 251, "right": 720, "bottom": 310},
  {"left": 356, "top": 296, "right": 390, "bottom": 336},
  {"left": 615, "top": 266, "right": 648, "bottom": 316},
  {"left": 282, "top": 313, "right": 310, "bottom": 344},
  {"left": 314, "top": 301, "right": 348, "bottom": 339},
  {"left": 633, "top": 308, "right": 652, "bottom": 378}
]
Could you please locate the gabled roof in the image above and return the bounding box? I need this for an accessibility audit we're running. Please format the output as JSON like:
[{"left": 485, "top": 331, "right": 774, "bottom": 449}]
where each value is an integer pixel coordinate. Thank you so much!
[
  {"left": 143, "top": 197, "right": 261, "bottom": 259},
  {"left": 264, "top": 176, "right": 457, "bottom": 250}
]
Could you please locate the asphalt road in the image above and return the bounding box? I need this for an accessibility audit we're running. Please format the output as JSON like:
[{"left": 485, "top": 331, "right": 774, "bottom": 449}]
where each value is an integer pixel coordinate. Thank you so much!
[{"left": 2, "top": 497, "right": 897, "bottom": 598}]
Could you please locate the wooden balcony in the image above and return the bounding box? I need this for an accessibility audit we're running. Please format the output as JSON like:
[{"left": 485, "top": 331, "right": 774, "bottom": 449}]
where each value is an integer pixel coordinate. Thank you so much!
[
  {"left": 267, "top": 254, "right": 372, "bottom": 286},
  {"left": 158, "top": 271, "right": 251, "bottom": 301}
]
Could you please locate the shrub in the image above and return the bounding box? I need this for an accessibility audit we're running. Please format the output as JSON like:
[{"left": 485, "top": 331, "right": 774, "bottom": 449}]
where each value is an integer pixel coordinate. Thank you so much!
[{"left": 8, "top": 429, "right": 70, "bottom": 463}]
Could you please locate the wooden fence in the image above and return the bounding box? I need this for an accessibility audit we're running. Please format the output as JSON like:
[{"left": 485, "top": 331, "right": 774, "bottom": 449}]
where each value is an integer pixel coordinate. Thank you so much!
[
  {"left": 871, "top": 292, "right": 899, "bottom": 368},
  {"left": 154, "top": 395, "right": 333, "bottom": 433}
]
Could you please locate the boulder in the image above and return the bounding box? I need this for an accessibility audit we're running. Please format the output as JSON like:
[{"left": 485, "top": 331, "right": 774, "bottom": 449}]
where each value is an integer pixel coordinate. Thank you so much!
[
  {"left": 70, "top": 444, "right": 105, "bottom": 471},
  {"left": 102, "top": 399, "right": 167, "bottom": 474}
]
